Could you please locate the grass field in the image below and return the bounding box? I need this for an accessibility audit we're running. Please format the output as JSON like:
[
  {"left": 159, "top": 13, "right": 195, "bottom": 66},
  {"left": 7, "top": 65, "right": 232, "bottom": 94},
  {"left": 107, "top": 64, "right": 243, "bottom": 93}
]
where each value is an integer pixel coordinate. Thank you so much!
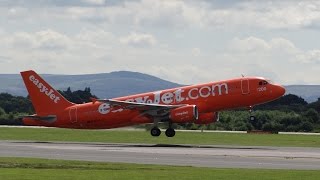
[
  {"left": 0, "top": 127, "right": 320, "bottom": 147},
  {"left": 0, "top": 157, "right": 320, "bottom": 180}
]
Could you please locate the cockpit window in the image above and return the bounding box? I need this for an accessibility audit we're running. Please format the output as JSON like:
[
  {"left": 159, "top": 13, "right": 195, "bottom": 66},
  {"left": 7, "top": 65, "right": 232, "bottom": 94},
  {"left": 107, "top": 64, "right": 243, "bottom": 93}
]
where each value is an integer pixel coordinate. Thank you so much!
[
  {"left": 259, "top": 81, "right": 269, "bottom": 86},
  {"left": 267, "top": 80, "right": 273, "bottom": 84}
]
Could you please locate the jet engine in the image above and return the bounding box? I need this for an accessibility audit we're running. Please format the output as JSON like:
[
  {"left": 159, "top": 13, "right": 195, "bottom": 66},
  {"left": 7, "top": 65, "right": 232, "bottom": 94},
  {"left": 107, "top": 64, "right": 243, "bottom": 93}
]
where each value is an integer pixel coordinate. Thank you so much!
[
  {"left": 195, "top": 112, "right": 219, "bottom": 124},
  {"left": 169, "top": 105, "right": 198, "bottom": 123}
]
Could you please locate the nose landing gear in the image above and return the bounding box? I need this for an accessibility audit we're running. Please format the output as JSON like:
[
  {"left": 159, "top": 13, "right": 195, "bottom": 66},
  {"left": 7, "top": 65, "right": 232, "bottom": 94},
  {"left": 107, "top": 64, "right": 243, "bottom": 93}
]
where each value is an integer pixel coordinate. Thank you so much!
[
  {"left": 250, "top": 115, "right": 256, "bottom": 121},
  {"left": 249, "top": 106, "right": 256, "bottom": 121}
]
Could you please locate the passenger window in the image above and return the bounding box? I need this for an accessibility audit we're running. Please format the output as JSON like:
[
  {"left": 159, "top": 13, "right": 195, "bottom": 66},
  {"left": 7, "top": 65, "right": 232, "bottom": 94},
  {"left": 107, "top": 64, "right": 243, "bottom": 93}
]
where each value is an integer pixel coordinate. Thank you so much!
[
  {"left": 259, "top": 81, "right": 263, "bottom": 86},
  {"left": 263, "top": 81, "right": 268, "bottom": 85}
]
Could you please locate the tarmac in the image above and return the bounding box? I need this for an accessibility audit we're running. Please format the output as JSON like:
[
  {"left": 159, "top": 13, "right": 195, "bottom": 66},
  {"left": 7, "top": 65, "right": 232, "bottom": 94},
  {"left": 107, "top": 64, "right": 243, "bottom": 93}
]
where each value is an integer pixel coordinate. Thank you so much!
[{"left": 1, "top": 140, "right": 320, "bottom": 170}]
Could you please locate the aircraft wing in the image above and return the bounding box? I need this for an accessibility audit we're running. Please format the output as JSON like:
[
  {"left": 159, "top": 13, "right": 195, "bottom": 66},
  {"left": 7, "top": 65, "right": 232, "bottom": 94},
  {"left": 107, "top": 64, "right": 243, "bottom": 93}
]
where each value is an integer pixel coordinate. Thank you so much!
[{"left": 96, "top": 99, "right": 186, "bottom": 111}]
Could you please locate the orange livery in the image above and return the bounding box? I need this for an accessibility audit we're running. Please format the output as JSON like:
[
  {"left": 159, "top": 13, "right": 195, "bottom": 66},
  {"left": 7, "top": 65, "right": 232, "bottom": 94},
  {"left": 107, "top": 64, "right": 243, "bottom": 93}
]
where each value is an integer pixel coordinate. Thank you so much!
[{"left": 21, "top": 70, "right": 285, "bottom": 137}]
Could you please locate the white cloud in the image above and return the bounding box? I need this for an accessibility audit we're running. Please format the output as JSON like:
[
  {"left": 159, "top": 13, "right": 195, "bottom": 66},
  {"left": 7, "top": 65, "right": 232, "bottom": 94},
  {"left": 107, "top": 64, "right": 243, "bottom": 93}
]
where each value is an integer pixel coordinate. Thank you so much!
[
  {"left": 2, "top": 1, "right": 320, "bottom": 30},
  {"left": 52, "top": 0, "right": 320, "bottom": 30},
  {"left": 222, "top": 36, "right": 320, "bottom": 84},
  {"left": 229, "top": 37, "right": 271, "bottom": 53},
  {"left": 120, "top": 32, "right": 157, "bottom": 47},
  {"left": 82, "top": 0, "right": 105, "bottom": 5},
  {"left": 232, "top": 36, "right": 320, "bottom": 67},
  {"left": 191, "top": 48, "right": 201, "bottom": 56},
  {"left": 35, "top": 30, "right": 71, "bottom": 51},
  {"left": 1, "top": 27, "right": 320, "bottom": 85},
  {"left": 3, "top": 30, "right": 71, "bottom": 51},
  {"left": 202, "top": 1, "right": 320, "bottom": 29},
  {"left": 296, "top": 49, "right": 320, "bottom": 64},
  {"left": 0, "top": 29, "right": 117, "bottom": 73}
]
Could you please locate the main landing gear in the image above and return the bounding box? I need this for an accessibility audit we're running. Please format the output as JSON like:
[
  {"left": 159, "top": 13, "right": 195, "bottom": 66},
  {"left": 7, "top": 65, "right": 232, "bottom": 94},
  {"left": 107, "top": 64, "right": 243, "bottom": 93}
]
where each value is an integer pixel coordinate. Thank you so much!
[
  {"left": 150, "top": 127, "right": 176, "bottom": 137},
  {"left": 150, "top": 127, "right": 161, "bottom": 137},
  {"left": 165, "top": 128, "right": 175, "bottom": 137},
  {"left": 150, "top": 119, "right": 176, "bottom": 137}
]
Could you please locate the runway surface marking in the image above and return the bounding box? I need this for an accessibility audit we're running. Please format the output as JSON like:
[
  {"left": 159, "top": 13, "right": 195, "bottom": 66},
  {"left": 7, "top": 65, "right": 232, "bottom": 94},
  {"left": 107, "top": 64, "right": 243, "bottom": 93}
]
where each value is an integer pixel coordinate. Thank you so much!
[{"left": 1, "top": 141, "right": 320, "bottom": 170}]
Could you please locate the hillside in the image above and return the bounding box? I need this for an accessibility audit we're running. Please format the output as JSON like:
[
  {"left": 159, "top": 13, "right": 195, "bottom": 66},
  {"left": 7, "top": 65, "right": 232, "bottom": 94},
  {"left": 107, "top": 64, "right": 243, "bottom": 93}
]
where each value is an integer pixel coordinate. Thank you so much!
[
  {"left": 285, "top": 85, "right": 320, "bottom": 103},
  {"left": 0, "top": 71, "right": 181, "bottom": 99},
  {"left": 0, "top": 72, "right": 319, "bottom": 102}
]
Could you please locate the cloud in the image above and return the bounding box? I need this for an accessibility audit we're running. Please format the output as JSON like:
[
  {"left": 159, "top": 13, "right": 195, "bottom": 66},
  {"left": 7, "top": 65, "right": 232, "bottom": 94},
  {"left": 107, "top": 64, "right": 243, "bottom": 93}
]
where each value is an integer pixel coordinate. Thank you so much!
[
  {"left": 0, "top": 29, "right": 117, "bottom": 73},
  {"left": 0, "top": 0, "right": 109, "bottom": 7},
  {"left": 229, "top": 37, "right": 271, "bottom": 53},
  {"left": 3, "top": 30, "right": 71, "bottom": 51},
  {"left": 0, "top": 56, "right": 12, "bottom": 63},
  {"left": 2, "top": 0, "right": 320, "bottom": 30},
  {"left": 191, "top": 48, "right": 201, "bottom": 56},
  {"left": 35, "top": 30, "right": 71, "bottom": 51},
  {"left": 119, "top": 32, "right": 157, "bottom": 47},
  {"left": 56, "top": 0, "right": 320, "bottom": 30},
  {"left": 1, "top": 27, "right": 320, "bottom": 85},
  {"left": 223, "top": 36, "right": 320, "bottom": 84},
  {"left": 296, "top": 49, "right": 320, "bottom": 64},
  {"left": 202, "top": 1, "right": 320, "bottom": 29},
  {"left": 82, "top": 0, "right": 105, "bottom": 5},
  {"left": 228, "top": 36, "right": 320, "bottom": 65}
]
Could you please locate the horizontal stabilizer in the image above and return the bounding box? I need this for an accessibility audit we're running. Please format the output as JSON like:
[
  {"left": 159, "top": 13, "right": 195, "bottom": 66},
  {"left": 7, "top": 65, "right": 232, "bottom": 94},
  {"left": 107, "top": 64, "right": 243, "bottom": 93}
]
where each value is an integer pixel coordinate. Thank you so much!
[{"left": 22, "top": 115, "right": 57, "bottom": 122}]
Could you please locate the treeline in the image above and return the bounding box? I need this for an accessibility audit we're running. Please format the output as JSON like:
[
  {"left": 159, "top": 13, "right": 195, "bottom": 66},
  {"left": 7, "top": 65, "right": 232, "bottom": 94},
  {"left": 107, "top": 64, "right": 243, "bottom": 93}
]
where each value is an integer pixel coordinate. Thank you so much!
[
  {"left": 1, "top": 89, "right": 320, "bottom": 132},
  {"left": 0, "top": 87, "right": 96, "bottom": 125},
  {"left": 183, "top": 94, "right": 320, "bottom": 132},
  {"left": 58, "top": 87, "right": 97, "bottom": 104}
]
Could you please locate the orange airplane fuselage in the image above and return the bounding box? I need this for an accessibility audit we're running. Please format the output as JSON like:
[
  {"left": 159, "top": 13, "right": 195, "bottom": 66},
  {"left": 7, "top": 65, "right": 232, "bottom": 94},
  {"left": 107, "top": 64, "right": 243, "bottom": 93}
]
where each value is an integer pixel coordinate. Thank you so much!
[{"left": 21, "top": 70, "right": 285, "bottom": 136}]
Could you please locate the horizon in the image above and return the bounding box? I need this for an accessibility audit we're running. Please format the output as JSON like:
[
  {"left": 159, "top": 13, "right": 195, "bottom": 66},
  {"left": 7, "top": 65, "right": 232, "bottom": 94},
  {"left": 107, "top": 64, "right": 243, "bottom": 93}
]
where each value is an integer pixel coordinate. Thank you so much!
[{"left": 0, "top": 71, "right": 320, "bottom": 86}]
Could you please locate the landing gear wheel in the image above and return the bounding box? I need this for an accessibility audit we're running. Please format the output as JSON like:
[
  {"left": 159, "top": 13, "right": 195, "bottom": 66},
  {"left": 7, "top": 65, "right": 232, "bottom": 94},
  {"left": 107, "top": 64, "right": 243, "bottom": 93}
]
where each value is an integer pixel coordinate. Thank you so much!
[
  {"left": 250, "top": 115, "right": 256, "bottom": 121},
  {"left": 151, "top": 127, "right": 161, "bottom": 137},
  {"left": 165, "top": 128, "right": 176, "bottom": 137}
]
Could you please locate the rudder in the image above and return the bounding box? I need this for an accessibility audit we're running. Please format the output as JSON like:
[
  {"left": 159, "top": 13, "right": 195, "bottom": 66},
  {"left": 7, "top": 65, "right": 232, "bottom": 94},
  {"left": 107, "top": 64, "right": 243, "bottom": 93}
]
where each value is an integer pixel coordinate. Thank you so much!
[{"left": 20, "top": 70, "right": 74, "bottom": 115}]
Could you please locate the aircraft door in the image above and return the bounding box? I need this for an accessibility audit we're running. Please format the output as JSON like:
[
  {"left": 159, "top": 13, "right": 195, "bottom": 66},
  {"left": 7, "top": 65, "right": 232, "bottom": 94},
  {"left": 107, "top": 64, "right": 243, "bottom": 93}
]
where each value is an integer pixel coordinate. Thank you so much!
[
  {"left": 241, "top": 78, "right": 250, "bottom": 95},
  {"left": 69, "top": 107, "right": 78, "bottom": 123}
]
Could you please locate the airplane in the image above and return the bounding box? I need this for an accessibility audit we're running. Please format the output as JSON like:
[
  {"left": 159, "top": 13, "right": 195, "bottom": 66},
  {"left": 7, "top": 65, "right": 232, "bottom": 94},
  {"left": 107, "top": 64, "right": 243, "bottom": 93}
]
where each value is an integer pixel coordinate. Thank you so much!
[{"left": 21, "top": 70, "right": 285, "bottom": 137}]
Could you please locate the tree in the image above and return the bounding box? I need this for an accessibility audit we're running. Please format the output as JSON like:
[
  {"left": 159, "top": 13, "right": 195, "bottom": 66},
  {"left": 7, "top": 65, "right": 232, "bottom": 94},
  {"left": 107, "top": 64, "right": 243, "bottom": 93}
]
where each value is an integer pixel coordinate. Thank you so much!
[
  {"left": 0, "top": 107, "right": 5, "bottom": 116},
  {"left": 256, "top": 94, "right": 308, "bottom": 111},
  {"left": 308, "top": 98, "right": 320, "bottom": 113},
  {"left": 0, "top": 93, "right": 34, "bottom": 113},
  {"left": 58, "top": 87, "right": 98, "bottom": 104},
  {"left": 303, "top": 109, "right": 319, "bottom": 123},
  {"left": 271, "top": 94, "right": 308, "bottom": 106},
  {"left": 299, "top": 121, "right": 313, "bottom": 132}
]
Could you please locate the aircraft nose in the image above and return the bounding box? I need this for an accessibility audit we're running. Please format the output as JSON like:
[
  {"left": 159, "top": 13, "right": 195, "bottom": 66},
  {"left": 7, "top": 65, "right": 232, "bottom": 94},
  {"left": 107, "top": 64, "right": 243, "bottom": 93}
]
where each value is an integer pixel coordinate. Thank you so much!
[{"left": 275, "top": 85, "right": 286, "bottom": 96}]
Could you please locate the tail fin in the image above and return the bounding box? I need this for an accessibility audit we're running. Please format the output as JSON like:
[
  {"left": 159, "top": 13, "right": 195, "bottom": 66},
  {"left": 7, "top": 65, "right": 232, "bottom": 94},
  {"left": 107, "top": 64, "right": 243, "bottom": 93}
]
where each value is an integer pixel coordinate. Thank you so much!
[{"left": 20, "top": 70, "right": 74, "bottom": 115}]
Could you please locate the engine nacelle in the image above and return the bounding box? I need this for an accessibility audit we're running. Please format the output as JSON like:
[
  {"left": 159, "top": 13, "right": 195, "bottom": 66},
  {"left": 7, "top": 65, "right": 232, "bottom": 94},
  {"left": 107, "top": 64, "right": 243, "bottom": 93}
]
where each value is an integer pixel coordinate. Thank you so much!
[
  {"left": 169, "top": 105, "right": 198, "bottom": 123},
  {"left": 195, "top": 112, "right": 219, "bottom": 125}
]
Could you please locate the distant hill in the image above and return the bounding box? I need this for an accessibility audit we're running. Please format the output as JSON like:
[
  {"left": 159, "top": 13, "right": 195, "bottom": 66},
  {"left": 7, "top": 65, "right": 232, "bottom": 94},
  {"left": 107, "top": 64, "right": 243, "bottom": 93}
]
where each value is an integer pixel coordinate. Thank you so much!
[
  {"left": 0, "top": 72, "right": 319, "bottom": 103},
  {"left": 0, "top": 71, "right": 181, "bottom": 99},
  {"left": 285, "top": 85, "right": 320, "bottom": 103}
]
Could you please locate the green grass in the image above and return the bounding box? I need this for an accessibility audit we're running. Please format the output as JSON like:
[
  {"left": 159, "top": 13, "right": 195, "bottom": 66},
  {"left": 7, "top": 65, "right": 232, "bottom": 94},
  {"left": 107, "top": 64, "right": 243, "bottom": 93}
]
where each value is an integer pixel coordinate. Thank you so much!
[
  {"left": 0, "top": 157, "right": 320, "bottom": 180},
  {"left": 0, "top": 127, "right": 320, "bottom": 147}
]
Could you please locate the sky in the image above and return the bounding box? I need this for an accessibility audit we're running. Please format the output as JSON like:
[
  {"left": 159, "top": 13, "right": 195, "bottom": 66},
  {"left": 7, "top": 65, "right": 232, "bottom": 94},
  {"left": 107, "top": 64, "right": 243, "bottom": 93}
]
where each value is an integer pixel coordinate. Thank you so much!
[{"left": 0, "top": 0, "right": 320, "bottom": 85}]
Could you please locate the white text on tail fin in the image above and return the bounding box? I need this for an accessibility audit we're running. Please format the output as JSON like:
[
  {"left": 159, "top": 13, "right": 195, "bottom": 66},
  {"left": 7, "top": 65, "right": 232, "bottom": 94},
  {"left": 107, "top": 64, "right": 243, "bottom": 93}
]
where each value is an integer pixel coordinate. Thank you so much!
[{"left": 20, "top": 70, "right": 74, "bottom": 115}]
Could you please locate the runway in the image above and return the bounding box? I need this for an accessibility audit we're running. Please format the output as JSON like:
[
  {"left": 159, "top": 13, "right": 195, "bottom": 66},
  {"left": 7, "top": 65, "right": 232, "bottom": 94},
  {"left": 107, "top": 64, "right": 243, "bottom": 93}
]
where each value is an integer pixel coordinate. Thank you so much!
[{"left": 1, "top": 140, "right": 320, "bottom": 170}]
